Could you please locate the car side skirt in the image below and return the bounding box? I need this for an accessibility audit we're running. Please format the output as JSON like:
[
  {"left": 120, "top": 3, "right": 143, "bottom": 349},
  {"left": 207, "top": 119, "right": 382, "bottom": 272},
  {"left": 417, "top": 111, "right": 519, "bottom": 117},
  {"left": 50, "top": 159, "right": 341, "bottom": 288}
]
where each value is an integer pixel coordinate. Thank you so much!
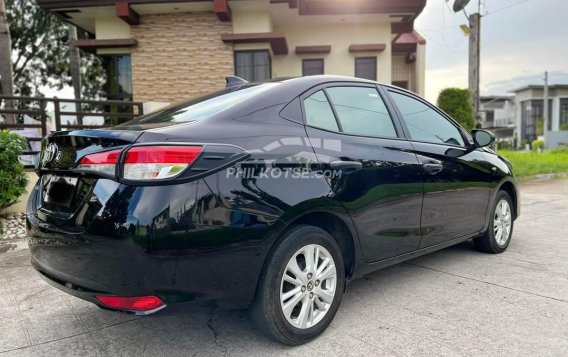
[{"left": 353, "top": 232, "right": 479, "bottom": 279}]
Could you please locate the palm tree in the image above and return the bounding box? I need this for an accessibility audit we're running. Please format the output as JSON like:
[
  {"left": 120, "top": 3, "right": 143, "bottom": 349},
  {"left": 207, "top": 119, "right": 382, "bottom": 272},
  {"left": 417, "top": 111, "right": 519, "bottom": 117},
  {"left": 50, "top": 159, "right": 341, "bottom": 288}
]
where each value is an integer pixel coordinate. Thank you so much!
[{"left": 0, "top": 0, "right": 15, "bottom": 124}]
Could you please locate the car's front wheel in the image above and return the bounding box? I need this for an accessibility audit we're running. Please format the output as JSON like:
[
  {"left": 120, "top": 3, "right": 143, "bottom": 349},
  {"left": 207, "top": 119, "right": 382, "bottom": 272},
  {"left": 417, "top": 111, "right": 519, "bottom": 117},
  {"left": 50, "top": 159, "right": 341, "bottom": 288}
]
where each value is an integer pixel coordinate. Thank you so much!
[
  {"left": 251, "top": 225, "right": 345, "bottom": 345},
  {"left": 475, "top": 190, "right": 514, "bottom": 253}
]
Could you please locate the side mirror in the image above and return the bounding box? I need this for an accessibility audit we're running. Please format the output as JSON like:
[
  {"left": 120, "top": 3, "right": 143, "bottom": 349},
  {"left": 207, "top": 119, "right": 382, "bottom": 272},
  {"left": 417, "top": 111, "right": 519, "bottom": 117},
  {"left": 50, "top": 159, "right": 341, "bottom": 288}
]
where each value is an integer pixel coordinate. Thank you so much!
[{"left": 472, "top": 129, "right": 495, "bottom": 148}]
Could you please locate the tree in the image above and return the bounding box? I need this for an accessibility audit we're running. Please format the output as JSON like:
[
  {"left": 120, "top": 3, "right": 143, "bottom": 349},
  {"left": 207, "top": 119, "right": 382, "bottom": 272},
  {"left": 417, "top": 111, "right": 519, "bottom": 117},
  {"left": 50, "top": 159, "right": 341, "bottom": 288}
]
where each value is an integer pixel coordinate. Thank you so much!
[
  {"left": 437, "top": 88, "right": 476, "bottom": 132},
  {"left": 5, "top": 0, "right": 105, "bottom": 107},
  {"left": 0, "top": 130, "right": 28, "bottom": 211},
  {"left": 0, "top": 0, "right": 15, "bottom": 123}
]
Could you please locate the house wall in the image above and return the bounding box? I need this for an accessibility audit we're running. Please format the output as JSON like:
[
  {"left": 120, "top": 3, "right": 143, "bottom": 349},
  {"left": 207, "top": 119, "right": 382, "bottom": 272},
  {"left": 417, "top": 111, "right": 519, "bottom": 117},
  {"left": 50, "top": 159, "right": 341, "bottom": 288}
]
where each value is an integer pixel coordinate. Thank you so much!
[
  {"left": 130, "top": 12, "right": 234, "bottom": 103},
  {"left": 68, "top": 6, "right": 427, "bottom": 103},
  {"left": 95, "top": 16, "right": 131, "bottom": 55},
  {"left": 415, "top": 43, "right": 426, "bottom": 97},
  {"left": 495, "top": 100, "right": 515, "bottom": 127},
  {"left": 271, "top": 22, "right": 392, "bottom": 83},
  {"left": 515, "top": 88, "right": 568, "bottom": 130},
  {"left": 232, "top": 10, "right": 272, "bottom": 33},
  {"left": 391, "top": 54, "right": 416, "bottom": 92}
]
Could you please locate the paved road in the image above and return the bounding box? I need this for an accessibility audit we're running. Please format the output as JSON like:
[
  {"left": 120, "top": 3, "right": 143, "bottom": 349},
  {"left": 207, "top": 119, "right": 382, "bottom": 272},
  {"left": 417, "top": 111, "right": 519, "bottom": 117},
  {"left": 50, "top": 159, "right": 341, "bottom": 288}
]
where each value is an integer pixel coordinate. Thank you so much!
[{"left": 1, "top": 179, "right": 567, "bottom": 356}]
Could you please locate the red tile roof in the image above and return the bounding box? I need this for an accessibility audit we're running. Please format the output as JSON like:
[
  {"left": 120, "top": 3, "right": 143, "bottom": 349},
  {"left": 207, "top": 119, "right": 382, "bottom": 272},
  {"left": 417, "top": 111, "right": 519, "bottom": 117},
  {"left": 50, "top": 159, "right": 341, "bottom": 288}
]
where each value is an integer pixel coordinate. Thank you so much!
[{"left": 394, "top": 31, "right": 426, "bottom": 45}]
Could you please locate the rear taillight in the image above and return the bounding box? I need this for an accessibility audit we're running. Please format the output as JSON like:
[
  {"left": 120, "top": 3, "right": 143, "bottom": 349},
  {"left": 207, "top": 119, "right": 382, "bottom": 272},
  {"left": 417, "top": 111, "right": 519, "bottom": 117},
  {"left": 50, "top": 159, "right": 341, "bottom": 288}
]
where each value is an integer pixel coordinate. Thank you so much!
[
  {"left": 96, "top": 295, "right": 165, "bottom": 313},
  {"left": 77, "top": 149, "right": 121, "bottom": 176},
  {"left": 123, "top": 146, "right": 202, "bottom": 180},
  {"left": 77, "top": 145, "right": 202, "bottom": 180}
]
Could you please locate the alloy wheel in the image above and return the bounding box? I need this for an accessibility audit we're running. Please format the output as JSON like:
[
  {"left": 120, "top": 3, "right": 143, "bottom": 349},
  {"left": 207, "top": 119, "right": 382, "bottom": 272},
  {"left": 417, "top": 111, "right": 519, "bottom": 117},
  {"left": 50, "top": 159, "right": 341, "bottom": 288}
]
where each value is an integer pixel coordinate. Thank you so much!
[
  {"left": 494, "top": 199, "right": 512, "bottom": 246},
  {"left": 280, "top": 244, "right": 337, "bottom": 329}
]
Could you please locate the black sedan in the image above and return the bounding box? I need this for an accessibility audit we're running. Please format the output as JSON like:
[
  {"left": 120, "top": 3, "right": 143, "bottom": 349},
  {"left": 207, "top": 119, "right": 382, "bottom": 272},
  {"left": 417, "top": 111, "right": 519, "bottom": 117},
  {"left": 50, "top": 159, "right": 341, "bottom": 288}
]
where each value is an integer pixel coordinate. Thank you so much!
[{"left": 27, "top": 75, "right": 519, "bottom": 345}]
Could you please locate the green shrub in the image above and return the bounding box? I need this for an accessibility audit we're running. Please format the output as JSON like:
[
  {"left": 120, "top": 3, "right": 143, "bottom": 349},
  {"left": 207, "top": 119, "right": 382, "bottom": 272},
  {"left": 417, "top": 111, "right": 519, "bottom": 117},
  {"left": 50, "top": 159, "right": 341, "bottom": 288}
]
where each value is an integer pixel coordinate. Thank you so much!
[
  {"left": 531, "top": 139, "right": 545, "bottom": 151},
  {"left": 437, "top": 88, "right": 476, "bottom": 132},
  {"left": 0, "top": 130, "right": 29, "bottom": 211}
]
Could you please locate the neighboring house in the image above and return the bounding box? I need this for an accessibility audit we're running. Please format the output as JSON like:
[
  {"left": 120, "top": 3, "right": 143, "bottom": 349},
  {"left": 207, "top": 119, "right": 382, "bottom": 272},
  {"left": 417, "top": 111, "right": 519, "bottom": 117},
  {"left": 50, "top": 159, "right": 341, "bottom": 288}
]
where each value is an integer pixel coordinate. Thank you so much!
[
  {"left": 512, "top": 85, "right": 568, "bottom": 148},
  {"left": 37, "top": 0, "right": 427, "bottom": 109},
  {"left": 479, "top": 95, "right": 515, "bottom": 144}
]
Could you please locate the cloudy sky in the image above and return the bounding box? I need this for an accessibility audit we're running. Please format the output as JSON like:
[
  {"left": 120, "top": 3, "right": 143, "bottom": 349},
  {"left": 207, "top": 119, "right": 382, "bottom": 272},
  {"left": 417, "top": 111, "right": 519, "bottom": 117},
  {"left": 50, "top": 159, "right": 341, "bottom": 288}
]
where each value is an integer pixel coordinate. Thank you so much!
[{"left": 415, "top": 0, "right": 568, "bottom": 102}]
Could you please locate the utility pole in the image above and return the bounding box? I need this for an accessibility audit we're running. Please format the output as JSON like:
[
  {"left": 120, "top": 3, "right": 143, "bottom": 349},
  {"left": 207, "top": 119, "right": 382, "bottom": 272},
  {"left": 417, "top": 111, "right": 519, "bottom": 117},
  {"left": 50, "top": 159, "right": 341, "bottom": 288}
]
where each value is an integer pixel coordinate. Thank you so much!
[
  {"left": 451, "top": 0, "right": 482, "bottom": 126},
  {"left": 468, "top": 4, "right": 481, "bottom": 126},
  {"left": 543, "top": 71, "right": 549, "bottom": 142}
]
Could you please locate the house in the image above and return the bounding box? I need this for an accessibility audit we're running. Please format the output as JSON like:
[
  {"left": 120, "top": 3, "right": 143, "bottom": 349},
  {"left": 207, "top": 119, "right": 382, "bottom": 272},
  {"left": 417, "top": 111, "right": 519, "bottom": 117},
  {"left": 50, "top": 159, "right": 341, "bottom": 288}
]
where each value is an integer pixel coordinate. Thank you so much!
[
  {"left": 37, "top": 0, "right": 427, "bottom": 109},
  {"left": 479, "top": 95, "right": 515, "bottom": 145},
  {"left": 512, "top": 85, "right": 568, "bottom": 148}
]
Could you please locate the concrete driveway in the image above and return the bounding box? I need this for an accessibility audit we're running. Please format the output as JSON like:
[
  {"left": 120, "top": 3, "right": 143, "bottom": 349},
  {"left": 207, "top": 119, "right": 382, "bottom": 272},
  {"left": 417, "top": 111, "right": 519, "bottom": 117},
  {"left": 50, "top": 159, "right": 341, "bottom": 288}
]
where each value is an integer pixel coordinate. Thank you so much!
[{"left": 1, "top": 179, "right": 567, "bottom": 356}]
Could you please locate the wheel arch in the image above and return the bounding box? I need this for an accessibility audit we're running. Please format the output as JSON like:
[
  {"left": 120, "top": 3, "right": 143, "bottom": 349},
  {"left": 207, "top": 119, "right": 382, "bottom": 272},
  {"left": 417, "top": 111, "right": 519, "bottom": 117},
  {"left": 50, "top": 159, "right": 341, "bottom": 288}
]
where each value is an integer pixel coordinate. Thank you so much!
[
  {"left": 287, "top": 211, "right": 359, "bottom": 279},
  {"left": 498, "top": 180, "right": 519, "bottom": 220},
  {"left": 260, "top": 209, "right": 360, "bottom": 286}
]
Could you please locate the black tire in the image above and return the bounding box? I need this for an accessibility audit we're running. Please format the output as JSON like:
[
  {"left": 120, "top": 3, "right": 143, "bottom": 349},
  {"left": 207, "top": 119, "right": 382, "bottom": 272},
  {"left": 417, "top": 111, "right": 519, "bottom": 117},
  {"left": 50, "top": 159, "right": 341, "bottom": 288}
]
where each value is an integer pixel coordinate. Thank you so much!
[
  {"left": 475, "top": 190, "right": 514, "bottom": 253},
  {"left": 251, "top": 225, "right": 345, "bottom": 345}
]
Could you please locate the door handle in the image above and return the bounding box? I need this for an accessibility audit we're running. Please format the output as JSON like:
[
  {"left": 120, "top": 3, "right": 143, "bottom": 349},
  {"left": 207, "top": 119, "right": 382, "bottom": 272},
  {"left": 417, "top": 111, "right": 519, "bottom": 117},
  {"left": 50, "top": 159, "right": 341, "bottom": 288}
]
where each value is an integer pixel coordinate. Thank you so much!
[
  {"left": 329, "top": 160, "right": 362, "bottom": 173},
  {"left": 423, "top": 162, "right": 443, "bottom": 175}
]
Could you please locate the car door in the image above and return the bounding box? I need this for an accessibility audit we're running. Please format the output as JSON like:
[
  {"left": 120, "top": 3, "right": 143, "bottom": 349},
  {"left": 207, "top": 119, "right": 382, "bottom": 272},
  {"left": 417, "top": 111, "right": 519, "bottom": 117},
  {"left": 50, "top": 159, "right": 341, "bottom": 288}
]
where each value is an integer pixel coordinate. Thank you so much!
[
  {"left": 301, "top": 83, "right": 424, "bottom": 262},
  {"left": 385, "top": 88, "right": 493, "bottom": 248}
]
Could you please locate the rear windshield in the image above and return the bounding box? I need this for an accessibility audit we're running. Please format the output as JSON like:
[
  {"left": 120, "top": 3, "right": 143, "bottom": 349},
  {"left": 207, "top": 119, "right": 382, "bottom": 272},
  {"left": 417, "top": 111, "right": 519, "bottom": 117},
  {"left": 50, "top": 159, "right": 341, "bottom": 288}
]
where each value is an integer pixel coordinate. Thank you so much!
[{"left": 123, "top": 83, "right": 280, "bottom": 125}]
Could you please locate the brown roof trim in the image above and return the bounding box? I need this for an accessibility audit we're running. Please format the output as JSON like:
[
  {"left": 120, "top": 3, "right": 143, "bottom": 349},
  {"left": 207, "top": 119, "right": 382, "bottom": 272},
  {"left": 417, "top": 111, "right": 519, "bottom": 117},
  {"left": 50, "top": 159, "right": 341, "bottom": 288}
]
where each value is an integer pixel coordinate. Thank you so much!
[
  {"left": 392, "top": 30, "right": 426, "bottom": 53},
  {"left": 295, "top": 45, "right": 331, "bottom": 54},
  {"left": 392, "top": 43, "right": 416, "bottom": 53},
  {"left": 391, "top": 22, "right": 414, "bottom": 34},
  {"left": 38, "top": 0, "right": 424, "bottom": 15},
  {"left": 71, "top": 38, "right": 138, "bottom": 53},
  {"left": 37, "top": 0, "right": 205, "bottom": 9},
  {"left": 414, "top": 31, "right": 426, "bottom": 45},
  {"left": 349, "top": 44, "right": 386, "bottom": 53},
  {"left": 221, "top": 32, "right": 288, "bottom": 55},
  {"left": 298, "top": 0, "right": 426, "bottom": 16},
  {"left": 213, "top": 0, "right": 231, "bottom": 21},
  {"left": 116, "top": 2, "right": 140, "bottom": 25}
]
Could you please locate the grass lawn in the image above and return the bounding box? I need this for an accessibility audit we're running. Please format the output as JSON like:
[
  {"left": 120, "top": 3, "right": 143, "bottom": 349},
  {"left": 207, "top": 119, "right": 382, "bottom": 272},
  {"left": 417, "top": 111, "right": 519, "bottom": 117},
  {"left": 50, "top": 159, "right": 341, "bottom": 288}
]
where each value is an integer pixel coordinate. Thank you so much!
[{"left": 498, "top": 148, "right": 568, "bottom": 180}]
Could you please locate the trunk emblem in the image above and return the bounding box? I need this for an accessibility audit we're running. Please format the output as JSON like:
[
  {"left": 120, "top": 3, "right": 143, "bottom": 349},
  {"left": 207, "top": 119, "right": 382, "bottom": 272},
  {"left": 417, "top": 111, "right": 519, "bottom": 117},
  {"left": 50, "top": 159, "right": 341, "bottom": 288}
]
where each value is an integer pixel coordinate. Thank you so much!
[{"left": 43, "top": 143, "right": 59, "bottom": 165}]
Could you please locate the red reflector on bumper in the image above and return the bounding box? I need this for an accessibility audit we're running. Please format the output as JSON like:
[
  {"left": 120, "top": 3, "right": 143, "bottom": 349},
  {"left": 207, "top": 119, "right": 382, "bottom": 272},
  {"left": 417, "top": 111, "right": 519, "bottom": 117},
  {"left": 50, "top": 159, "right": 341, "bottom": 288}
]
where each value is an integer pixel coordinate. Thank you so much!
[{"left": 96, "top": 295, "right": 165, "bottom": 312}]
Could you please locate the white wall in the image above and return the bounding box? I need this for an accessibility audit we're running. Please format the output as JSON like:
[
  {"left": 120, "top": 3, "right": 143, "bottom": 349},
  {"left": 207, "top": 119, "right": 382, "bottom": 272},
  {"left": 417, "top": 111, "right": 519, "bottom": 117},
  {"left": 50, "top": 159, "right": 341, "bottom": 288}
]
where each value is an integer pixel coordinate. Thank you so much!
[{"left": 271, "top": 23, "right": 392, "bottom": 83}]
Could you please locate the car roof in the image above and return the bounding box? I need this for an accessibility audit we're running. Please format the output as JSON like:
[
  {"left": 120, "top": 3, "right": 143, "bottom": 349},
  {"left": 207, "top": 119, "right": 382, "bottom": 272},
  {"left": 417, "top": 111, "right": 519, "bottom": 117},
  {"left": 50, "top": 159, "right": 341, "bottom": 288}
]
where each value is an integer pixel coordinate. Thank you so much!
[
  {"left": 249, "top": 75, "right": 422, "bottom": 102},
  {"left": 269, "top": 75, "right": 381, "bottom": 92}
]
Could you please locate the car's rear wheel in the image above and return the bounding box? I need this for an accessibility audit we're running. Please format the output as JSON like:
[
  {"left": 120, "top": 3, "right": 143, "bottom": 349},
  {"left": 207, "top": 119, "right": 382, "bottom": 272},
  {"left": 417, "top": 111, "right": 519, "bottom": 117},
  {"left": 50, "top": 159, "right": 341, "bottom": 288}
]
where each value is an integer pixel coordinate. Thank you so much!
[
  {"left": 251, "top": 225, "right": 345, "bottom": 345},
  {"left": 475, "top": 190, "right": 514, "bottom": 253}
]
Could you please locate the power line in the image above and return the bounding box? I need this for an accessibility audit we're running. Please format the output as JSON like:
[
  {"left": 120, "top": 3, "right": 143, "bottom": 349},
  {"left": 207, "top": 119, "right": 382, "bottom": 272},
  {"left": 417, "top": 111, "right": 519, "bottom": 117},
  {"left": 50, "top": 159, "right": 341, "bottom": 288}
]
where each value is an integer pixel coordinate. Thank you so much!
[{"left": 485, "top": 0, "right": 533, "bottom": 16}]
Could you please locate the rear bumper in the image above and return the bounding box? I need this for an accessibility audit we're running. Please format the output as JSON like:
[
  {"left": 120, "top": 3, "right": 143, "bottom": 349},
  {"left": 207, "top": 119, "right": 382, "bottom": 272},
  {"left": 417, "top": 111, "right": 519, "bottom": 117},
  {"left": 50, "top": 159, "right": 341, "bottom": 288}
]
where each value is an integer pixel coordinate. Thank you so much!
[
  {"left": 32, "top": 259, "right": 167, "bottom": 315},
  {"left": 27, "top": 178, "right": 280, "bottom": 310}
]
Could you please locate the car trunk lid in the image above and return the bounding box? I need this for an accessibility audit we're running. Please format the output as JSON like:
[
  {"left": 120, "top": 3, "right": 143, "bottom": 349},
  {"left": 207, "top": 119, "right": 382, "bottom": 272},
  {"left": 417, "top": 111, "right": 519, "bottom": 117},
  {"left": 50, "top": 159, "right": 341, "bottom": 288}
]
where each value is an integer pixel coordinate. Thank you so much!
[{"left": 34, "top": 129, "right": 142, "bottom": 224}]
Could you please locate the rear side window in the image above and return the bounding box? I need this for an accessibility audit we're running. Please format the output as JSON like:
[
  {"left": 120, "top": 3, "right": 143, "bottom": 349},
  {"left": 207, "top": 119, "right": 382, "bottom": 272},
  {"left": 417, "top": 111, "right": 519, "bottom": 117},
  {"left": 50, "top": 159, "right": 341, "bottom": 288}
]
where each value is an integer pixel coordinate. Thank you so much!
[
  {"left": 303, "top": 90, "right": 339, "bottom": 132},
  {"left": 124, "top": 83, "right": 279, "bottom": 125},
  {"left": 389, "top": 91, "right": 465, "bottom": 146},
  {"left": 326, "top": 86, "right": 397, "bottom": 138}
]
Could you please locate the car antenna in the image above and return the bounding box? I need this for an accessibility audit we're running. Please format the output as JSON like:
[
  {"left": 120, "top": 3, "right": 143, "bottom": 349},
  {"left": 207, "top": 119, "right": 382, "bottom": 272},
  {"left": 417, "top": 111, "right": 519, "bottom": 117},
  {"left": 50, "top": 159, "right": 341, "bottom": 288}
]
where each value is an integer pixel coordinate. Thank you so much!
[{"left": 226, "top": 76, "right": 248, "bottom": 88}]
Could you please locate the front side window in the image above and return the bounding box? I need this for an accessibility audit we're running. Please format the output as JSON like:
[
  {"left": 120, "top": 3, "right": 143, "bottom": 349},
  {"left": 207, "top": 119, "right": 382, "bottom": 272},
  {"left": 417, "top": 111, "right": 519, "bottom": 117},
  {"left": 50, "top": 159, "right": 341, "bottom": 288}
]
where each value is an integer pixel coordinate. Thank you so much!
[
  {"left": 355, "top": 57, "right": 377, "bottom": 81},
  {"left": 302, "top": 59, "right": 324, "bottom": 76},
  {"left": 235, "top": 51, "right": 271, "bottom": 82},
  {"left": 389, "top": 91, "right": 465, "bottom": 146},
  {"left": 303, "top": 90, "right": 339, "bottom": 132},
  {"left": 326, "top": 86, "right": 397, "bottom": 137}
]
